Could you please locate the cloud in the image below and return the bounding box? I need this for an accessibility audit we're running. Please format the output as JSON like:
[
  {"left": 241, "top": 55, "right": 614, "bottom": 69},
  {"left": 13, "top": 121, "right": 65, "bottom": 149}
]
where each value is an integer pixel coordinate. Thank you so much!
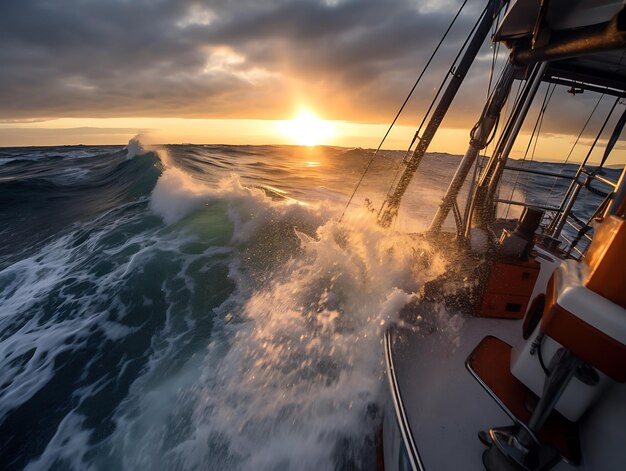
[
  {"left": 0, "top": 0, "right": 618, "bottom": 140},
  {"left": 0, "top": 1, "right": 486, "bottom": 121}
]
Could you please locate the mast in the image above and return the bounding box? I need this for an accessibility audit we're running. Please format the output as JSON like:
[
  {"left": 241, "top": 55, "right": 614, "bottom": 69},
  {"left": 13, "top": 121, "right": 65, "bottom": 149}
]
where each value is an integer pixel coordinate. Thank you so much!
[
  {"left": 427, "top": 60, "right": 518, "bottom": 234},
  {"left": 378, "top": 0, "right": 504, "bottom": 228},
  {"left": 472, "top": 61, "right": 547, "bottom": 232}
]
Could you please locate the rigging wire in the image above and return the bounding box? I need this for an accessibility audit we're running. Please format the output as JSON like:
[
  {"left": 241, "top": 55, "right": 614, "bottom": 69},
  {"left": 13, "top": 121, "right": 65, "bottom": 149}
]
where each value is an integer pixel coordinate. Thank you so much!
[
  {"left": 504, "top": 82, "right": 556, "bottom": 219},
  {"left": 565, "top": 98, "right": 624, "bottom": 253},
  {"left": 578, "top": 96, "right": 620, "bottom": 169},
  {"left": 378, "top": 0, "right": 491, "bottom": 219},
  {"left": 478, "top": 73, "right": 525, "bottom": 219},
  {"left": 474, "top": 0, "right": 508, "bottom": 161},
  {"left": 595, "top": 104, "right": 626, "bottom": 171},
  {"left": 548, "top": 95, "right": 620, "bottom": 238},
  {"left": 485, "top": 0, "right": 508, "bottom": 100},
  {"left": 543, "top": 93, "right": 604, "bottom": 207},
  {"left": 478, "top": 73, "right": 525, "bottom": 184},
  {"left": 464, "top": 8, "right": 505, "bottom": 228},
  {"left": 338, "top": 0, "right": 471, "bottom": 223},
  {"left": 530, "top": 85, "right": 557, "bottom": 162},
  {"left": 409, "top": 0, "right": 487, "bottom": 153}
]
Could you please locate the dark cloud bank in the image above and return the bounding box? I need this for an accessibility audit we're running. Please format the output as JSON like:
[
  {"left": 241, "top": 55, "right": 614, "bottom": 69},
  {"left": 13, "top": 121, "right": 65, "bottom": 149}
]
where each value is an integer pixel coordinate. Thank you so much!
[{"left": 0, "top": 0, "right": 610, "bottom": 135}]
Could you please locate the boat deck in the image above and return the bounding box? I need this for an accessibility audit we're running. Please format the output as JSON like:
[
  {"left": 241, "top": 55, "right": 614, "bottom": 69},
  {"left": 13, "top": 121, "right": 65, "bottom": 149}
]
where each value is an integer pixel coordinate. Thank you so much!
[{"left": 386, "top": 315, "right": 578, "bottom": 470}]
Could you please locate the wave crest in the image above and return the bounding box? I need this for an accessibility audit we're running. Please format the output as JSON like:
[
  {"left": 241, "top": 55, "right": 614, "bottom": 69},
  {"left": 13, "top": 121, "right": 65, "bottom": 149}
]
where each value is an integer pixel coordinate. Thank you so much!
[
  {"left": 103, "top": 201, "right": 448, "bottom": 469},
  {"left": 125, "top": 135, "right": 146, "bottom": 159}
]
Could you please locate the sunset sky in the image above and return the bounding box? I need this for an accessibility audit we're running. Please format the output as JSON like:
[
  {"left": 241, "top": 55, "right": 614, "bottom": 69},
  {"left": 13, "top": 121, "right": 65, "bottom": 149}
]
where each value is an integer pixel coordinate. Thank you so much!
[{"left": 1, "top": 0, "right": 624, "bottom": 163}]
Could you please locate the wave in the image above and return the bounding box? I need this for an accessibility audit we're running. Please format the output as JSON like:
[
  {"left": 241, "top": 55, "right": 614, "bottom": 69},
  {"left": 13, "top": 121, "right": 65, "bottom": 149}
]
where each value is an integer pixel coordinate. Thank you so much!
[
  {"left": 97, "top": 192, "right": 449, "bottom": 470},
  {"left": 125, "top": 135, "right": 146, "bottom": 160},
  {"left": 0, "top": 138, "right": 462, "bottom": 470},
  {"left": 0, "top": 146, "right": 121, "bottom": 167},
  {"left": 0, "top": 144, "right": 163, "bottom": 267}
]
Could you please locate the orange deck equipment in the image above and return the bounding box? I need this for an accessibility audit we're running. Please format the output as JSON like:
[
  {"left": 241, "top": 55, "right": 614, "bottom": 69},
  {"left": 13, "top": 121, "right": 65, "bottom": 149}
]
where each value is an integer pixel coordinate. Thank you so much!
[{"left": 477, "top": 257, "right": 540, "bottom": 319}]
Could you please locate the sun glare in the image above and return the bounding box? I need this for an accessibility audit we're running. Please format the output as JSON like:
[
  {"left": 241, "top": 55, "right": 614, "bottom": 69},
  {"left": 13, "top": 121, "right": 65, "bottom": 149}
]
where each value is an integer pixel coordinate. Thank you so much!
[{"left": 280, "top": 110, "right": 334, "bottom": 146}]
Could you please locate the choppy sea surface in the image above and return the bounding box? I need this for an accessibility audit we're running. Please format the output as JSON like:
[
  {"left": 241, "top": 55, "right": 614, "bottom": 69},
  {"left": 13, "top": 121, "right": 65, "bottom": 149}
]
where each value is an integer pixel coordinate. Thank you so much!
[{"left": 0, "top": 139, "right": 617, "bottom": 470}]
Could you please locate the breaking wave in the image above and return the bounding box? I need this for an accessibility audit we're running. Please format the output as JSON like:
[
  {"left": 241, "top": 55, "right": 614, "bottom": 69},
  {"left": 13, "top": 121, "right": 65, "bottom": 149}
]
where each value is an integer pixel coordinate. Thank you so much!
[
  {"left": 2, "top": 137, "right": 614, "bottom": 469},
  {"left": 0, "top": 139, "right": 453, "bottom": 470}
]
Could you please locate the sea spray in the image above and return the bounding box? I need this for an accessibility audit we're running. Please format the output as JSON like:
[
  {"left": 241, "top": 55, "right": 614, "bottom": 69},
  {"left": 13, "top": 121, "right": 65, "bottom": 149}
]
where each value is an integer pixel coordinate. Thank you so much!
[
  {"left": 150, "top": 164, "right": 211, "bottom": 225},
  {"left": 0, "top": 140, "right": 586, "bottom": 469},
  {"left": 126, "top": 135, "right": 146, "bottom": 160},
  {"left": 99, "top": 153, "right": 448, "bottom": 469}
]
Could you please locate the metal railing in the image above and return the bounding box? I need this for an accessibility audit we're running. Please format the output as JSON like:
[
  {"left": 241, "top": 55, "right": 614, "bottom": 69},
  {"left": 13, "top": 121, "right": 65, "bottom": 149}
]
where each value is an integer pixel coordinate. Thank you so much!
[{"left": 497, "top": 163, "right": 623, "bottom": 259}]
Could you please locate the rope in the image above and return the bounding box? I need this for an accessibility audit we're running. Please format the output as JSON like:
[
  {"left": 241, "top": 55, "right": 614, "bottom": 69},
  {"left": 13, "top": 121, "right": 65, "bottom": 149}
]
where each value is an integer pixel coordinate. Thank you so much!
[
  {"left": 469, "top": 63, "right": 509, "bottom": 149},
  {"left": 338, "top": 0, "right": 471, "bottom": 222},
  {"left": 484, "top": 71, "right": 527, "bottom": 218}
]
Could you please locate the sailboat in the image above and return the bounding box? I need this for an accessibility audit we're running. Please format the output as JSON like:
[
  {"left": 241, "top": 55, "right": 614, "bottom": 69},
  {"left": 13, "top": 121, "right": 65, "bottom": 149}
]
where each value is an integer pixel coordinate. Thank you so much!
[{"left": 371, "top": 1, "right": 626, "bottom": 469}]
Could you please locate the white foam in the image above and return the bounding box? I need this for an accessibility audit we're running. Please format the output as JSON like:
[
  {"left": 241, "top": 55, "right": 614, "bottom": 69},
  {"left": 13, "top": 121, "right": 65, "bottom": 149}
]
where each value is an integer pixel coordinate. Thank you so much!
[
  {"left": 149, "top": 164, "right": 212, "bottom": 225},
  {"left": 149, "top": 151, "right": 314, "bottom": 229},
  {"left": 1, "top": 147, "right": 458, "bottom": 469},
  {"left": 0, "top": 208, "right": 170, "bottom": 421},
  {"left": 125, "top": 135, "right": 145, "bottom": 159},
  {"left": 24, "top": 412, "right": 92, "bottom": 471},
  {"left": 47, "top": 167, "right": 91, "bottom": 184},
  {"left": 102, "top": 197, "right": 448, "bottom": 470}
]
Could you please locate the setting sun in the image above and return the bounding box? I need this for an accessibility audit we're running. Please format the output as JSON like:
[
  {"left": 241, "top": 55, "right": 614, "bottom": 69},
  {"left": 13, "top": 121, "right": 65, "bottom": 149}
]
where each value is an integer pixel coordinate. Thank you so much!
[{"left": 279, "top": 110, "right": 334, "bottom": 146}]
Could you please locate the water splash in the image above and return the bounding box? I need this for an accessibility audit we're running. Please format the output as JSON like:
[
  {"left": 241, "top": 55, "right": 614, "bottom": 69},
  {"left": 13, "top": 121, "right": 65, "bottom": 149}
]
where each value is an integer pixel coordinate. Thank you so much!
[
  {"left": 0, "top": 142, "right": 487, "bottom": 470},
  {"left": 100, "top": 171, "right": 447, "bottom": 470},
  {"left": 126, "top": 135, "right": 146, "bottom": 160}
]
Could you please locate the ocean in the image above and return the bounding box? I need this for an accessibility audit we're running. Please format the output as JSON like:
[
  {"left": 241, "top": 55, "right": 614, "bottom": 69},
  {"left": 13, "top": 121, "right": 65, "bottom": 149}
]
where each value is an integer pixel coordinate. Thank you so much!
[{"left": 0, "top": 140, "right": 616, "bottom": 470}]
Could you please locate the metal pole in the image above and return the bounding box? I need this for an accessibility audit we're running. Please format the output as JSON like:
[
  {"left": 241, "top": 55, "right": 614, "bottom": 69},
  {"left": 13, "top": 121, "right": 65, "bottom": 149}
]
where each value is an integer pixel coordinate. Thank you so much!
[
  {"left": 514, "top": 9, "right": 626, "bottom": 65},
  {"left": 503, "top": 165, "right": 576, "bottom": 179},
  {"left": 378, "top": 0, "right": 502, "bottom": 228},
  {"left": 547, "top": 96, "right": 620, "bottom": 236},
  {"left": 463, "top": 72, "right": 536, "bottom": 237},
  {"left": 493, "top": 199, "right": 561, "bottom": 213},
  {"left": 465, "top": 62, "right": 546, "bottom": 234},
  {"left": 428, "top": 61, "right": 517, "bottom": 233},
  {"left": 485, "top": 62, "right": 547, "bottom": 207},
  {"left": 546, "top": 171, "right": 582, "bottom": 236},
  {"left": 607, "top": 166, "right": 626, "bottom": 217},
  {"left": 552, "top": 179, "right": 583, "bottom": 239}
]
